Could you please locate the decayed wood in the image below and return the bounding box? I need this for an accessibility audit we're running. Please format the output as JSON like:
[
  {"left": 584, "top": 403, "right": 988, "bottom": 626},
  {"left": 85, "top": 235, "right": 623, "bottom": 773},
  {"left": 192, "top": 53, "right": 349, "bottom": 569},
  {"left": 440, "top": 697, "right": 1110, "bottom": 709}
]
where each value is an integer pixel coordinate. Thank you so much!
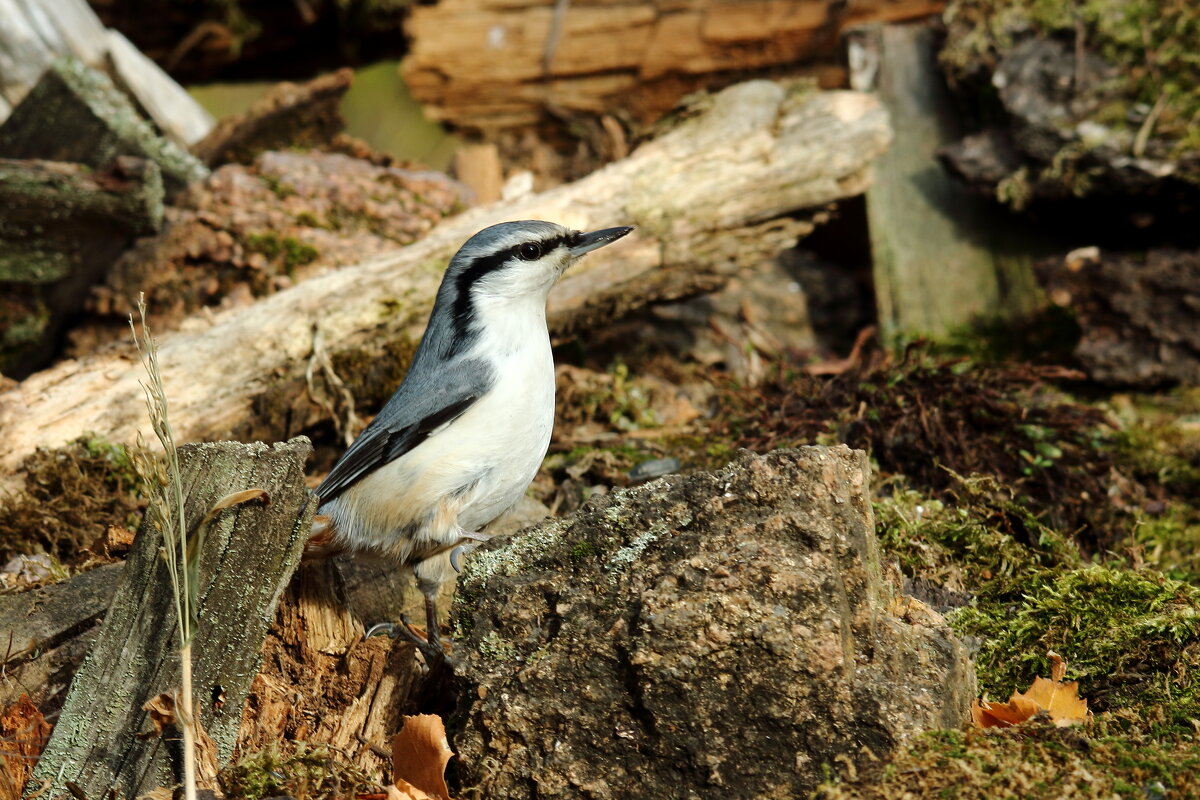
[
  {"left": 856, "top": 23, "right": 1041, "bottom": 337},
  {"left": 0, "top": 81, "right": 890, "bottom": 490},
  {"left": 402, "top": 0, "right": 942, "bottom": 129},
  {"left": 237, "top": 559, "right": 423, "bottom": 776},
  {"left": 0, "top": 0, "right": 213, "bottom": 143},
  {"left": 27, "top": 439, "right": 315, "bottom": 798}
]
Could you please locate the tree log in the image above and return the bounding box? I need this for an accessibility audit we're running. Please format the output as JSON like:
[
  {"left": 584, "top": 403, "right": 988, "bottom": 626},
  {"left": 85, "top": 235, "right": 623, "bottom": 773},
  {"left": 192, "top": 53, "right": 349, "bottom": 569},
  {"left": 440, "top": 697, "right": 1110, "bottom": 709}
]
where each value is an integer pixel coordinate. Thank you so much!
[
  {"left": 402, "top": 0, "right": 942, "bottom": 130},
  {"left": 0, "top": 81, "right": 890, "bottom": 491},
  {"left": 27, "top": 438, "right": 314, "bottom": 798}
]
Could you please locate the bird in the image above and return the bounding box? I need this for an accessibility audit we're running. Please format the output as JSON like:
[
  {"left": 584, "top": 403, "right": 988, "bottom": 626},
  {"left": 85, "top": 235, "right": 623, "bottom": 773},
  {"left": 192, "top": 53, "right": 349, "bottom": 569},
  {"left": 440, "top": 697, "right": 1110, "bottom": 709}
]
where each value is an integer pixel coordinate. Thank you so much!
[{"left": 308, "top": 220, "right": 634, "bottom": 660}]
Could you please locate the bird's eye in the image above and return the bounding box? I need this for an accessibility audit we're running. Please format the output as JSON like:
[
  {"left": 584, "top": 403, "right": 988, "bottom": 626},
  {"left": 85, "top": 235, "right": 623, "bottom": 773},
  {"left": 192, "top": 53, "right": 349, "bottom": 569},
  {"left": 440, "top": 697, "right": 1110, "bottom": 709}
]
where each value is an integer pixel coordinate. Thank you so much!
[{"left": 517, "top": 242, "right": 543, "bottom": 260}]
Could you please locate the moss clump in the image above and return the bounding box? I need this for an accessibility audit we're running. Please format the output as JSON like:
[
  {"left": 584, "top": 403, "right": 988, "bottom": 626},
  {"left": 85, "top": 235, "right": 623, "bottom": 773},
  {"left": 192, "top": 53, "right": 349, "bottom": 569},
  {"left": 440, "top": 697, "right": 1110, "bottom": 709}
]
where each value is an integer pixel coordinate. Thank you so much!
[
  {"left": 818, "top": 722, "right": 1200, "bottom": 800},
  {"left": 243, "top": 231, "right": 320, "bottom": 272},
  {"left": 0, "top": 435, "right": 144, "bottom": 564},
  {"left": 876, "top": 474, "right": 1079, "bottom": 593},
  {"left": 952, "top": 566, "right": 1200, "bottom": 715},
  {"left": 219, "top": 744, "right": 378, "bottom": 800}
]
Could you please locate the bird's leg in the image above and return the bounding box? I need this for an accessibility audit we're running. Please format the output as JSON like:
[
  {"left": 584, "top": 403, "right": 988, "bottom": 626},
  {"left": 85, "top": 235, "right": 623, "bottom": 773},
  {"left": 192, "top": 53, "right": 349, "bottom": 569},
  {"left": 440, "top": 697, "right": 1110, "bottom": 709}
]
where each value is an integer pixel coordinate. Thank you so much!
[{"left": 365, "top": 585, "right": 449, "bottom": 664}]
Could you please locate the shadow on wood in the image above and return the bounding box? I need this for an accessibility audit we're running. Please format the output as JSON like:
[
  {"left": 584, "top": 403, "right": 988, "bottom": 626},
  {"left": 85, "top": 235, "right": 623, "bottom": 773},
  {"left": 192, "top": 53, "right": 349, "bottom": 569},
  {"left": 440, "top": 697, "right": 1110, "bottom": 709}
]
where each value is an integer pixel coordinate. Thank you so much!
[{"left": 27, "top": 438, "right": 315, "bottom": 797}]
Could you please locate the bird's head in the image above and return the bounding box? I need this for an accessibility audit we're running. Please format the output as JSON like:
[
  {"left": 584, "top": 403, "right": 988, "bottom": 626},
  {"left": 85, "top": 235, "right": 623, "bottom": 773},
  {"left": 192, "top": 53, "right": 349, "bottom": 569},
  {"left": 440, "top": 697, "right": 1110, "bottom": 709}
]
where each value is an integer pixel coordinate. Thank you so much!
[{"left": 435, "top": 220, "right": 633, "bottom": 354}]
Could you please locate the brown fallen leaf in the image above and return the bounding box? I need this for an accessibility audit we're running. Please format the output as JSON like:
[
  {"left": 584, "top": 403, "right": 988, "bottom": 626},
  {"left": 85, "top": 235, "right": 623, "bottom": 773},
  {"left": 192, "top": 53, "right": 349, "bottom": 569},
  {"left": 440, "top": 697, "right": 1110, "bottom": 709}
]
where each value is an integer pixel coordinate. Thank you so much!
[
  {"left": 1, "top": 695, "right": 51, "bottom": 800},
  {"left": 392, "top": 714, "right": 454, "bottom": 800},
  {"left": 971, "top": 652, "right": 1089, "bottom": 729}
]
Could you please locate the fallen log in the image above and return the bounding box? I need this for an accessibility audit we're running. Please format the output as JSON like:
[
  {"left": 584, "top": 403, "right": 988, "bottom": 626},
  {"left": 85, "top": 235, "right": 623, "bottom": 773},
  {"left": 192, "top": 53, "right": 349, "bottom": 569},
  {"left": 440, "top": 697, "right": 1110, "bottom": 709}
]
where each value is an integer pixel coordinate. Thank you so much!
[
  {"left": 402, "top": 0, "right": 942, "bottom": 129},
  {"left": 0, "top": 81, "right": 890, "bottom": 491},
  {"left": 27, "top": 439, "right": 314, "bottom": 797}
]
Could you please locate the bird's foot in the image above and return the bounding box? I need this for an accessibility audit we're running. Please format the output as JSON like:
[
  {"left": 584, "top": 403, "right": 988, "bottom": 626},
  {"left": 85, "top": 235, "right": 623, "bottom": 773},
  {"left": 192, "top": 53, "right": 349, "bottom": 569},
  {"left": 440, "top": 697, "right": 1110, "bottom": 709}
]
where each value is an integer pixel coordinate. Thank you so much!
[
  {"left": 366, "top": 616, "right": 450, "bottom": 664},
  {"left": 449, "top": 530, "right": 494, "bottom": 573}
]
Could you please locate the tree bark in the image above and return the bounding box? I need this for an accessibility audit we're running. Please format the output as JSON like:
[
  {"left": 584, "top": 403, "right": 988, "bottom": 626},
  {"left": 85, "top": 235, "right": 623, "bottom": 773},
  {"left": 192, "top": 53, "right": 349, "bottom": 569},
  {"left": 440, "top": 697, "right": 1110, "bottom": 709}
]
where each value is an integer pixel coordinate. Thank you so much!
[
  {"left": 0, "top": 82, "right": 890, "bottom": 491},
  {"left": 26, "top": 438, "right": 315, "bottom": 799}
]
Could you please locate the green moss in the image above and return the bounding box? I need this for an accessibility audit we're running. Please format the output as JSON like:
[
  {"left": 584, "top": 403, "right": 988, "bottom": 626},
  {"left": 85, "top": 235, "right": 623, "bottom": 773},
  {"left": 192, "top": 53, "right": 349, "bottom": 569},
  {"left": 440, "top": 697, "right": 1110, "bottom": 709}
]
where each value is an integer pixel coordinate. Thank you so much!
[
  {"left": 951, "top": 566, "right": 1200, "bottom": 715},
  {"left": 243, "top": 232, "right": 320, "bottom": 273},
  {"left": 219, "top": 743, "right": 378, "bottom": 799},
  {"left": 876, "top": 475, "right": 1079, "bottom": 592},
  {"left": 570, "top": 540, "right": 598, "bottom": 561},
  {"left": 818, "top": 722, "right": 1200, "bottom": 800}
]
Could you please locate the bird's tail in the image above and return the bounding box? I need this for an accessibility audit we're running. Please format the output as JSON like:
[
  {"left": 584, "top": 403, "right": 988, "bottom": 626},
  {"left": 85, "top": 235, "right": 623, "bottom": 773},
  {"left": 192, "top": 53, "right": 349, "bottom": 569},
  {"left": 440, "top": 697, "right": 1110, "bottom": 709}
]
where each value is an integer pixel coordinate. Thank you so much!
[{"left": 304, "top": 513, "right": 345, "bottom": 559}]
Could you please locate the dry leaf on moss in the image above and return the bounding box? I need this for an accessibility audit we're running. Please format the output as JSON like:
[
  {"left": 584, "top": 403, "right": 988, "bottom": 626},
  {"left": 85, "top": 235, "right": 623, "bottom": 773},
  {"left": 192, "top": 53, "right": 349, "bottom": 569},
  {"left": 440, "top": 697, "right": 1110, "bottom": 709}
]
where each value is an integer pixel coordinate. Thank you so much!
[
  {"left": 391, "top": 714, "right": 454, "bottom": 800},
  {"left": 971, "top": 652, "right": 1089, "bottom": 728}
]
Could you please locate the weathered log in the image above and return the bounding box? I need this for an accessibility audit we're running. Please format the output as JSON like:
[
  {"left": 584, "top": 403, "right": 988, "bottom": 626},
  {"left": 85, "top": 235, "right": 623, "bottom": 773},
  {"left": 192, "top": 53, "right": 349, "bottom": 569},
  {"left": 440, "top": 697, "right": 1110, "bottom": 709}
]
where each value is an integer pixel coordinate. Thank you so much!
[
  {"left": 0, "top": 0, "right": 213, "bottom": 144},
  {"left": 27, "top": 439, "right": 314, "bottom": 798},
  {"left": 855, "top": 23, "right": 1040, "bottom": 337},
  {"left": 0, "top": 81, "right": 890, "bottom": 491},
  {"left": 0, "top": 156, "right": 164, "bottom": 377},
  {"left": 402, "top": 0, "right": 942, "bottom": 130},
  {"left": 0, "top": 57, "right": 209, "bottom": 197}
]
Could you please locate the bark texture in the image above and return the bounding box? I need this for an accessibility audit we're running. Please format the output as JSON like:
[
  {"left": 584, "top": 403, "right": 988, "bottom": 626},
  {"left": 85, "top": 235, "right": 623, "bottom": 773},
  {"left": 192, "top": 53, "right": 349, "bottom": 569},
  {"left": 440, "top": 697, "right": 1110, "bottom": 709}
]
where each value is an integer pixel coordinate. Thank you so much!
[
  {"left": 0, "top": 81, "right": 890, "bottom": 492},
  {"left": 402, "top": 0, "right": 942, "bottom": 129},
  {"left": 452, "top": 446, "right": 975, "bottom": 798},
  {"left": 27, "top": 438, "right": 314, "bottom": 799}
]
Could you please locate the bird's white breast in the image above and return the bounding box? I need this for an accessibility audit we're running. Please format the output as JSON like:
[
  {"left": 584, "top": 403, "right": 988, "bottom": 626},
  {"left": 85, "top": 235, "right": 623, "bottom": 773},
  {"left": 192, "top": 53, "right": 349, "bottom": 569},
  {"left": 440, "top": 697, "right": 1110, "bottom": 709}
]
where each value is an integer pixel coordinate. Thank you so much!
[{"left": 329, "top": 301, "right": 555, "bottom": 562}]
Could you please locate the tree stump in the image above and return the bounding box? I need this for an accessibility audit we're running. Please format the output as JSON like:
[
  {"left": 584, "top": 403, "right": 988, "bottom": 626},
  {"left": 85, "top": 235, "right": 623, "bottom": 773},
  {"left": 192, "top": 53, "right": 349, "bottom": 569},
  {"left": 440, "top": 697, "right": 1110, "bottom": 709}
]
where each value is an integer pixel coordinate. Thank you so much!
[{"left": 27, "top": 438, "right": 315, "bottom": 798}]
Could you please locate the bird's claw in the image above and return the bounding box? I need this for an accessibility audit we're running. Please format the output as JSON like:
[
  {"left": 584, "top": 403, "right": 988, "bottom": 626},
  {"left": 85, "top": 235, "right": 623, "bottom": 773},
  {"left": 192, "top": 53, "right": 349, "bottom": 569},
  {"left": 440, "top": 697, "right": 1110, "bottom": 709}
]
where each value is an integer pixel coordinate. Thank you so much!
[
  {"left": 450, "top": 545, "right": 466, "bottom": 573},
  {"left": 365, "top": 615, "right": 449, "bottom": 664}
]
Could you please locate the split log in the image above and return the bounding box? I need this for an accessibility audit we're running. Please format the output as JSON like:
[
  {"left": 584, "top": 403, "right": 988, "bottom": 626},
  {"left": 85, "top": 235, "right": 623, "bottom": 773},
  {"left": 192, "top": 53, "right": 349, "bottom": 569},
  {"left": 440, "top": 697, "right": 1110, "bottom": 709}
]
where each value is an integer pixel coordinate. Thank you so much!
[
  {"left": 27, "top": 439, "right": 314, "bottom": 798},
  {"left": 0, "top": 57, "right": 209, "bottom": 197},
  {"left": 0, "top": 0, "right": 213, "bottom": 144},
  {"left": 853, "top": 23, "right": 1041, "bottom": 337},
  {"left": 0, "top": 81, "right": 890, "bottom": 491},
  {"left": 402, "top": 0, "right": 942, "bottom": 130},
  {"left": 0, "top": 156, "right": 164, "bottom": 377}
]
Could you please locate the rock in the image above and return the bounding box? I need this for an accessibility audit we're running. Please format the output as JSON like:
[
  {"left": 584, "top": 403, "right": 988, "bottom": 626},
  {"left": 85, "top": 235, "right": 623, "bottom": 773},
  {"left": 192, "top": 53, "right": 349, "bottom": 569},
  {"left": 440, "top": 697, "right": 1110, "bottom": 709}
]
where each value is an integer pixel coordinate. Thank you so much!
[
  {"left": 0, "top": 57, "right": 208, "bottom": 198},
  {"left": 452, "top": 446, "right": 975, "bottom": 798},
  {"left": 1037, "top": 248, "right": 1200, "bottom": 386}
]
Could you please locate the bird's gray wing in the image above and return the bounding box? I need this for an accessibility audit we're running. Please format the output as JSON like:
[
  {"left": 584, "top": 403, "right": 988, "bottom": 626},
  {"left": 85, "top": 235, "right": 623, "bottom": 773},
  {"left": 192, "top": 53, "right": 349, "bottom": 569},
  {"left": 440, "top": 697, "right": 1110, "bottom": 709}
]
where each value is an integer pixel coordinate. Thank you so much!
[{"left": 314, "top": 357, "right": 493, "bottom": 503}]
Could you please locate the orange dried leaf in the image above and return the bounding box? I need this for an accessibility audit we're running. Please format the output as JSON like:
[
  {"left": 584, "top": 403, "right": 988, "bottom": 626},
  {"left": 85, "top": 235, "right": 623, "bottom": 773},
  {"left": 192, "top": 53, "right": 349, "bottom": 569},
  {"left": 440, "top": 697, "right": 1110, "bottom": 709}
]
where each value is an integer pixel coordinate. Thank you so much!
[
  {"left": 392, "top": 714, "right": 454, "bottom": 800},
  {"left": 1015, "top": 676, "right": 1089, "bottom": 726},
  {"left": 139, "top": 693, "right": 176, "bottom": 739},
  {"left": 1, "top": 695, "right": 51, "bottom": 799},
  {"left": 970, "top": 694, "right": 1043, "bottom": 728}
]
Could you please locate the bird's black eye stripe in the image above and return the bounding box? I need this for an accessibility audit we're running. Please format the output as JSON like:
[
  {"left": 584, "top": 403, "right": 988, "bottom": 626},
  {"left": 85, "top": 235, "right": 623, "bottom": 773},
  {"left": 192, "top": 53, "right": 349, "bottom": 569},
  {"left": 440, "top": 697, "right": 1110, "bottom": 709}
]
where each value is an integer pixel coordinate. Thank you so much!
[{"left": 517, "top": 242, "right": 542, "bottom": 260}]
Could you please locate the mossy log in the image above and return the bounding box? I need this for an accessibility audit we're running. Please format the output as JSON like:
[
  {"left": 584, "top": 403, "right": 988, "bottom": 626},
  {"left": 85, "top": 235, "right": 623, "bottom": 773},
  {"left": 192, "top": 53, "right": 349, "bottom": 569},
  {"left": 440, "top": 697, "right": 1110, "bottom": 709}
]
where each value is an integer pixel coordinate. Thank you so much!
[
  {"left": 26, "top": 438, "right": 315, "bottom": 798},
  {"left": 0, "top": 57, "right": 208, "bottom": 198},
  {"left": 0, "top": 80, "right": 891, "bottom": 490},
  {"left": 0, "top": 156, "right": 164, "bottom": 377}
]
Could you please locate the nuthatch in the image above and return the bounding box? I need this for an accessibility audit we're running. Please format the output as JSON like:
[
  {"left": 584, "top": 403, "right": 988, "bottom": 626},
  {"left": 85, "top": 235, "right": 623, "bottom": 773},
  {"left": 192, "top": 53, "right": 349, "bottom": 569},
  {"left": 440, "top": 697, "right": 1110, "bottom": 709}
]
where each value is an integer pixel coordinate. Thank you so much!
[{"left": 309, "top": 220, "right": 634, "bottom": 659}]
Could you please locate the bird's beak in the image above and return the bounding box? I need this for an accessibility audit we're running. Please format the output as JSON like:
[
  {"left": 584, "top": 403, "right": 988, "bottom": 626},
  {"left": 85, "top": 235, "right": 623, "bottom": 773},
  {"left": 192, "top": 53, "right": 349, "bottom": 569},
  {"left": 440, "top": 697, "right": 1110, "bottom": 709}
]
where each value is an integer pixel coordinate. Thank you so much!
[{"left": 570, "top": 226, "right": 634, "bottom": 258}]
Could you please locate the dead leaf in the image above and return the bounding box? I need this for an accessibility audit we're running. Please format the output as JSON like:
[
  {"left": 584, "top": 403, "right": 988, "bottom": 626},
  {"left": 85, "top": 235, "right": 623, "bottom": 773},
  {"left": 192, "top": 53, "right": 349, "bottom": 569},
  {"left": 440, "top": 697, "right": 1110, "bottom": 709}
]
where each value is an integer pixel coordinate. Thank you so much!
[
  {"left": 139, "top": 693, "right": 177, "bottom": 739},
  {"left": 971, "top": 652, "right": 1089, "bottom": 729},
  {"left": 392, "top": 714, "right": 454, "bottom": 800},
  {"left": 202, "top": 488, "right": 270, "bottom": 526},
  {"left": 1, "top": 695, "right": 51, "bottom": 800}
]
